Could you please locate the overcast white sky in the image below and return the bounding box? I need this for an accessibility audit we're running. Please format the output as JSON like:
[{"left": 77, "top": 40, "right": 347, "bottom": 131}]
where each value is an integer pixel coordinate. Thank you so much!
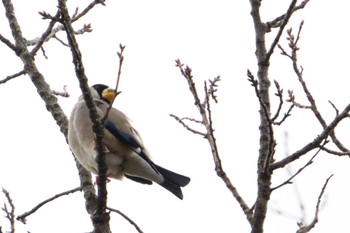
[{"left": 1, "top": 0, "right": 350, "bottom": 232}]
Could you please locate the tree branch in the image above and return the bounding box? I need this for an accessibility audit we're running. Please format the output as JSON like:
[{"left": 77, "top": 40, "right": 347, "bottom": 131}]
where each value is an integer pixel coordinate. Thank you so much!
[
  {"left": 107, "top": 207, "right": 143, "bottom": 233},
  {"left": 16, "top": 187, "right": 82, "bottom": 224},
  {"left": 266, "top": 0, "right": 310, "bottom": 30},
  {"left": 175, "top": 59, "right": 253, "bottom": 224},
  {"left": 296, "top": 174, "right": 333, "bottom": 233},
  {"left": 1, "top": 188, "right": 15, "bottom": 233},
  {"left": 265, "top": 0, "right": 298, "bottom": 63},
  {"left": 280, "top": 21, "right": 350, "bottom": 154},
  {"left": 58, "top": 1, "right": 110, "bottom": 231},
  {"left": 271, "top": 103, "right": 350, "bottom": 170},
  {"left": 0, "top": 70, "right": 25, "bottom": 84},
  {"left": 271, "top": 140, "right": 326, "bottom": 191}
]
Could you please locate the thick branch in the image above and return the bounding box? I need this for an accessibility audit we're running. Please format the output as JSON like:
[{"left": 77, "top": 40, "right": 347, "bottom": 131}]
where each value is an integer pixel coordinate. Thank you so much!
[
  {"left": 249, "top": 0, "right": 274, "bottom": 231},
  {"left": 58, "top": 1, "right": 110, "bottom": 231}
]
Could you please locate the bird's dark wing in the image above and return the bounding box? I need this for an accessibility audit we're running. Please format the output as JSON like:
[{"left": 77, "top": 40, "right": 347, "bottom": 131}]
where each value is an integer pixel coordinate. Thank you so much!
[{"left": 104, "top": 119, "right": 159, "bottom": 174}]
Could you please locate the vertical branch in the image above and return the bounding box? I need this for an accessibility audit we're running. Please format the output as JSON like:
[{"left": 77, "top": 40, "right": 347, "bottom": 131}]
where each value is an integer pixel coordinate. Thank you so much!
[
  {"left": 175, "top": 60, "right": 253, "bottom": 223},
  {"left": 2, "top": 189, "right": 15, "bottom": 233},
  {"left": 249, "top": 0, "right": 273, "bottom": 232},
  {"left": 57, "top": 1, "right": 110, "bottom": 232}
]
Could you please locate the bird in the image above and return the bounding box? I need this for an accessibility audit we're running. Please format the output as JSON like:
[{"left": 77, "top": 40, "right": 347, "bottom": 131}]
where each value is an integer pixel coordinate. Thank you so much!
[{"left": 68, "top": 84, "right": 190, "bottom": 199}]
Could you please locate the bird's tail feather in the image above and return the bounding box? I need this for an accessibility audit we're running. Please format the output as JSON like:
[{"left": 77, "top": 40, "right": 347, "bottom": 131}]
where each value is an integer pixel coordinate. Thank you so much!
[{"left": 155, "top": 164, "right": 191, "bottom": 199}]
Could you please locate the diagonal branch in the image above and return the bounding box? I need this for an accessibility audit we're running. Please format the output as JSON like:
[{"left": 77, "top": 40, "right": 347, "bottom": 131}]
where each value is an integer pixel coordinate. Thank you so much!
[
  {"left": 0, "top": 70, "right": 25, "bottom": 84},
  {"left": 271, "top": 140, "right": 326, "bottom": 191},
  {"left": 296, "top": 174, "right": 333, "bottom": 233},
  {"left": 282, "top": 22, "right": 350, "bottom": 154},
  {"left": 265, "top": 0, "right": 298, "bottom": 63},
  {"left": 266, "top": 0, "right": 310, "bottom": 30},
  {"left": 16, "top": 187, "right": 82, "bottom": 224},
  {"left": 271, "top": 103, "right": 350, "bottom": 170},
  {"left": 107, "top": 207, "right": 143, "bottom": 233},
  {"left": 2, "top": 0, "right": 98, "bottom": 230}
]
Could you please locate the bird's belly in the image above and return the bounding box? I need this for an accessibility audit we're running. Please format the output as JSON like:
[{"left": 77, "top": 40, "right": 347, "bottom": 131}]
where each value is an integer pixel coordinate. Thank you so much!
[{"left": 105, "top": 153, "right": 124, "bottom": 179}]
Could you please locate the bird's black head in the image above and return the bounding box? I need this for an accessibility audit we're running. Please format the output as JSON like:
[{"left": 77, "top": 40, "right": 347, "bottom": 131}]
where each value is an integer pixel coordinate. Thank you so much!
[{"left": 92, "top": 84, "right": 110, "bottom": 103}]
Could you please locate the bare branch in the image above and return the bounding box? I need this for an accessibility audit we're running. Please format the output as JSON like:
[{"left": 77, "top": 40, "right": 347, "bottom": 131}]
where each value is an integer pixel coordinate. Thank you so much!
[
  {"left": 273, "top": 104, "right": 294, "bottom": 126},
  {"left": 0, "top": 33, "right": 17, "bottom": 52},
  {"left": 271, "top": 140, "right": 326, "bottom": 191},
  {"left": 51, "top": 85, "right": 70, "bottom": 97},
  {"left": 107, "top": 207, "right": 143, "bottom": 233},
  {"left": 281, "top": 21, "right": 350, "bottom": 153},
  {"left": 58, "top": 1, "right": 110, "bottom": 230},
  {"left": 271, "top": 80, "right": 284, "bottom": 122},
  {"left": 71, "top": 0, "right": 106, "bottom": 22},
  {"left": 247, "top": 69, "right": 276, "bottom": 173},
  {"left": 169, "top": 114, "right": 206, "bottom": 137},
  {"left": 328, "top": 100, "right": 339, "bottom": 116},
  {"left": 28, "top": 0, "right": 104, "bottom": 53},
  {"left": 265, "top": 0, "right": 298, "bottom": 63},
  {"left": 318, "top": 146, "right": 350, "bottom": 156},
  {"left": 271, "top": 103, "right": 350, "bottom": 170},
  {"left": 0, "top": 70, "right": 26, "bottom": 84},
  {"left": 207, "top": 76, "right": 221, "bottom": 103},
  {"left": 271, "top": 80, "right": 294, "bottom": 125},
  {"left": 102, "top": 44, "right": 125, "bottom": 122},
  {"left": 176, "top": 60, "right": 253, "bottom": 224},
  {"left": 287, "top": 90, "right": 311, "bottom": 109},
  {"left": 2, "top": 188, "right": 15, "bottom": 233},
  {"left": 267, "top": 0, "right": 310, "bottom": 30},
  {"left": 296, "top": 174, "right": 333, "bottom": 233},
  {"left": 16, "top": 187, "right": 82, "bottom": 224}
]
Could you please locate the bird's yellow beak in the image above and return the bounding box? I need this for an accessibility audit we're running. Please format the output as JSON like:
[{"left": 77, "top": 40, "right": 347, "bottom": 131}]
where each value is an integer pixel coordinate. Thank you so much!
[{"left": 102, "top": 88, "right": 116, "bottom": 102}]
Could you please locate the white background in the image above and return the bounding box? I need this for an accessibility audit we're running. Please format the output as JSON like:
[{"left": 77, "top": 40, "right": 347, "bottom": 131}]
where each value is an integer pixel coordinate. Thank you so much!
[{"left": 1, "top": 0, "right": 350, "bottom": 232}]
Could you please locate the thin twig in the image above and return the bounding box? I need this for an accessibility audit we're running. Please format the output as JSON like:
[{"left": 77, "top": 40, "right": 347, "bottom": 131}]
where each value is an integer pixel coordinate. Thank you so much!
[
  {"left": 30, "top": 10, "right": 60, "bottom": 56},
  {"left": 286, "top": 90, "right": 311, "bottom": 109},
  {"left": 328, "top": 100, "right": 339, "bottom": 116},
  {"left": 2, "top": 188, "right": 15, "bottom": 233},
  {"left": 271, "top": 80, "right": 294, "bottom": 125},
  {"left": 16, "top": 187, "right": 82, "bottom": 223},
  {"left": 273, "top": 104, "right": 294, "bottom": 126},
  {"left": 169, "top": 114, "right": 206, "bottom": 137},
  {"left": 271, "top": 140, "right": 327, "bottom": 191},
  {"left": 296, "top": 174, "right": 333, "bottom": 233},
  {"left": 266, "top": 0, "right": 310, "bottom": 30},
  {"left": 271, "top": 103, "right": 350, "bottom": 170},
  {"left": 271, "top": 80, "right": 284, "bottom": 122},
  {"left": 207, "top": 76, "right": 221, "bottom": 103},
  {"left": 27, "top": 0, "right": 104, "bottom": 50},
  {"left": 176, "top": 59, "right": 253, "bottom": 224},
  {"left": 282, "top": 21, "right": 350, "bottom": 154},
  {"left": 318, "top": 146, "right": 350, "bottom": 156},
  {"left": 102, "top": 44, "right": 125, "bottom": 123},
  {"left": 51, "top": 85, "right": 70, "bottom": 97},
  {"left": 107, "top": 207, "right": 143, "bottom": 233},
  {"left": 0, "top": 70, "right": 25, "bottom": 84},
  {"left": 265, "top": 0, "right": 298, "bottom": 63}
]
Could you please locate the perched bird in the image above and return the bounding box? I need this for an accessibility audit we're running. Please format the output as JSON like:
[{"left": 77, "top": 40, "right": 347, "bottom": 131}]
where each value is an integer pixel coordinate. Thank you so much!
[{"left": 68, "top": 84, "right": 190, "bottom": 199}]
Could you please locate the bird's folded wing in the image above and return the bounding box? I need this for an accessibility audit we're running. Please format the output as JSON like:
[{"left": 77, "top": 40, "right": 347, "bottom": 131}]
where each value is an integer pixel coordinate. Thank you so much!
[{"left": 104, "top": 119, "right": 159, "bottom": 174}]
